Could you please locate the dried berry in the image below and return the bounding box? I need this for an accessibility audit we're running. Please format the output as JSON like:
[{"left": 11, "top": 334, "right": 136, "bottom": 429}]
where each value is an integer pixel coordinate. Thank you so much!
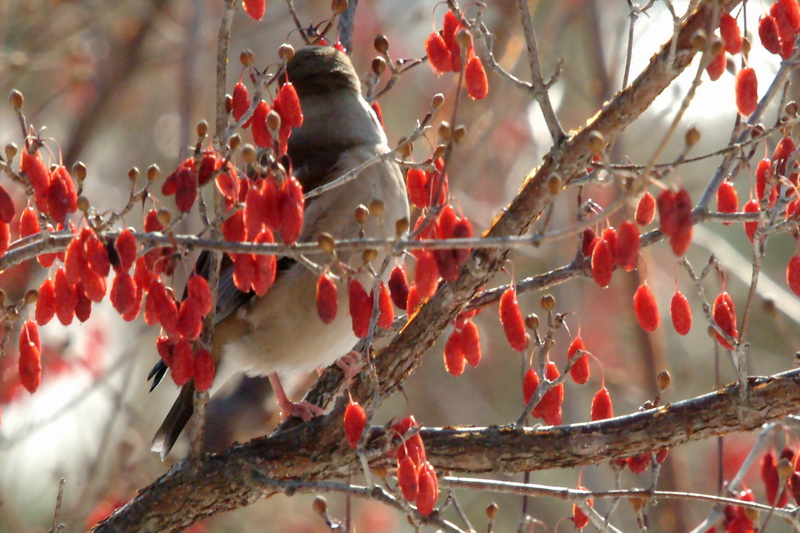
[{"left": 760, "top": 15, "right": 783, "bottom": 55}]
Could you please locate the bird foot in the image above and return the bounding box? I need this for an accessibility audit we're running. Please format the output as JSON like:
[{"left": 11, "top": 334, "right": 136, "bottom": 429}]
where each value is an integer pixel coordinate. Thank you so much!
[
  {"left": 335, "top": 350, "right": 363, "bottom": 379},
  {"left": 277, "top": 398, "right": 324, "bottom": 421}
]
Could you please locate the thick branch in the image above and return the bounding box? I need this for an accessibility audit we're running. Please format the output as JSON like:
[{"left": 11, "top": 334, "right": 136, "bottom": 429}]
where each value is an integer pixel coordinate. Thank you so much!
[{"left": 93, "top": 368, "right": 800, "bottom": 532}]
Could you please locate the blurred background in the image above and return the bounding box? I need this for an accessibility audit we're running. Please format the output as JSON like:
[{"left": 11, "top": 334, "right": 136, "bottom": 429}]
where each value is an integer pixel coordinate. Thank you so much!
[{"left": 1, "top": 0, "right": 798, "bottom": 531}]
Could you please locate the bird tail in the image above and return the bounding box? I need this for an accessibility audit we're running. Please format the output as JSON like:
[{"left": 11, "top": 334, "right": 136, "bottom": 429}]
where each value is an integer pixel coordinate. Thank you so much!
[{"left": 151, "top": 382, "right": 195, "bottom": 460}]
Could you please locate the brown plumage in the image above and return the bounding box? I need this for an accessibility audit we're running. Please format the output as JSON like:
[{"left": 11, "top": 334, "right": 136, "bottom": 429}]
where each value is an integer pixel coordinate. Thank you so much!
[{"left": 150, "top": 46, "right": 409, "bottom": 459}]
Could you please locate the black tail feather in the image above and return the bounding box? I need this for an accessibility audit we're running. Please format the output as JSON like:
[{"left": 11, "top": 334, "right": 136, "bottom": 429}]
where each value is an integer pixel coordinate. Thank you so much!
[{"left": 151, "top": 382, "right": 195, "bottom": 460}]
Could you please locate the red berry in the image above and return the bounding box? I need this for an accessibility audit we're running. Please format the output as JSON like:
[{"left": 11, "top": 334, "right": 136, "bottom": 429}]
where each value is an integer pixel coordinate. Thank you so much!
[
  {"left": 465, "top": 56, "right": 488, "bottom": 100},
  {"left": 568, "top": 335, "right": 590, "bottom": 385},
  {"left": 415, "top": 462, "right": 438, "bottom": 516},
  {"left": 670, "top": 188, "right": 693, "bottom": 256},
  {"left": 242, "top": 0, "right": 265, "bottom": 20},
  {"left": 591, "top": 386, "right": 613, "bottom": 421},
  {"left": 377, "top": 282, "right": 394, "bottom": 329},
  {"left": 406, "top": 284, "right": 422, "bottom": 317},
  {"left": 756, "top": 158, "right": 771, "bottom": 202},
  {"left": 443, "top": 329, "right": 465, "bottom": 377},
  {"left": 773, "top": 136, "right": 797, "bottom": 174},
  {"left": 187, "top": 275, "right": 212, "bottom": 315},
  {"left": 18, "top": 321, "right": 42, "bottom": 393},
  {"left": 115, "top": 228, "right": 137, "bottom": 271},
  {"left": 177, "top": 301, "right": 203, "bottom": 340},
  {"left": 414, "top": 251, "right": 440, "bottom": 299},
  {"left": 635, "top": 190, "right": 656, "bottom": 226},
  {"left": 743, "top": 199, "right": 760, "bottom": 243},
  {"left": 348, "top": 280, "right": 372, "bottom": 339},
  {"left": 759, "top": 15, "right": 783, "bottom": 55},
  {"left": 19, "top": 206, "right": 39, "bottom": 238},
  {"left": 706, "top": 50, "right": 726, "bottom": 81},
  {"left": 388, "top": 265, "right": 410, "bottom": 309},
  {"left": 772, "top": 1, "right": 798, "bottom": 59},
  {"left": 232, "top": 82, "right": 250, "bottom": 124},
  {"left": 713, "top": 291, "right": 738, "bottom": 349},
  {"left": 344, "top": 401, "right": 367, "bottom": 449},
  {"left": 251, "top": 230, "right": 277, "bottom": 297},
  {"left": 735, "top": 67, "right": 758, "bottom": 116},
  {"left": 581, "top": 228, "right": 599, "bottom": 256},
  {"left": 657, "top": 189, "right": 677, "bottom": 237},
  {"left": 758, "top": 15, "right": 781, "bottom": 55},
  {"left": 406, "top": 168, "right": 430, "bottom": 208},
  {"left": 590, "top": 238, "right": 615, "bottom": 288},
  {"left": 316, "top": 274, "right": 339, "bottom": 324},
  {"left": 0, "top": 185, "right": 14, "bottom": 224},
  {"left": 572, "top": 485, "right": 593, "bottom": 529},
  {"left": 522, "top": 368, "right": 539, "bottom": 405},
  {"left": 499, "top": 287, "right": 529, "bottom": 352},
  {"left": 459, "top": 319, "right": 482, "bottom": 367},
  {"left": 716, "top": 180, "right": 739, "bottom": 225},
  {"left": 532, "top": 362, "right": 564, "bottom": 426},
  {"left": 720, "top": 13, "right": 743, "bottom": 54},
  {"left": 761, "top": 451, "right": 781, "bottom": 506},
  {"left": 21, "top": 149, "right": 50, "bottom": 200},
  {"left": 615, "top": 220, "right": 640, "bottom": 272},
  {"left": 251, "top": 100, "right": 273, "bottom": 148},
  {"left": 111, "top": 270, "right": 137, "bottom": 318},
  {"left": 170, "top": 340, "right": 194, "bottom": 386},
  {"left": 194, "top": 348, "right": 215, "bottom": 392},
  {"left": 36, "top": 278, "right": 56, "bottom": 326},
  {"left": 54, "top": 267, "right": 77, "bottom": 325},
  {"left": 278, "top": 176, "right": 304, "bottom": 244},
  {"left": 425, "top": 32, "right": 452, "bottom": 75},
  {"left": 633, "top": 283, "right": 660, "bottom": 332},
  {"left": 628, "top": 453, "right": 651, "bottom": 474},
  {"left": 670, "top": 290, "right": 692, "bottom": 336},
  {"left": 788, "top": 256, "right": 800, "bottom": 297},
  {"left": 398, "top": 457, "right": 419, "bottom": 501},
  {"left": 274, "top": 82, "right": 303, "bottom": 128}
]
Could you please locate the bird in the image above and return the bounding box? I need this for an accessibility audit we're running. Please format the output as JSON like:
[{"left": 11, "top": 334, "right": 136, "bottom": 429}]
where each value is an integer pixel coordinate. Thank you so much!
[{"left": 148, "top": 45, "right": 410, "bottom": 459}]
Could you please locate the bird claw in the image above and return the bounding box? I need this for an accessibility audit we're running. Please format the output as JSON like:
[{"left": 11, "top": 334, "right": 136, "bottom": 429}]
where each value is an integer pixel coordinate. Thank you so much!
[
  {"left": 278, "top": 399, "right": 324, "bottom": 421},
  {"left": 336, "top": 350, "right": 363, "bottom": 379}
]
